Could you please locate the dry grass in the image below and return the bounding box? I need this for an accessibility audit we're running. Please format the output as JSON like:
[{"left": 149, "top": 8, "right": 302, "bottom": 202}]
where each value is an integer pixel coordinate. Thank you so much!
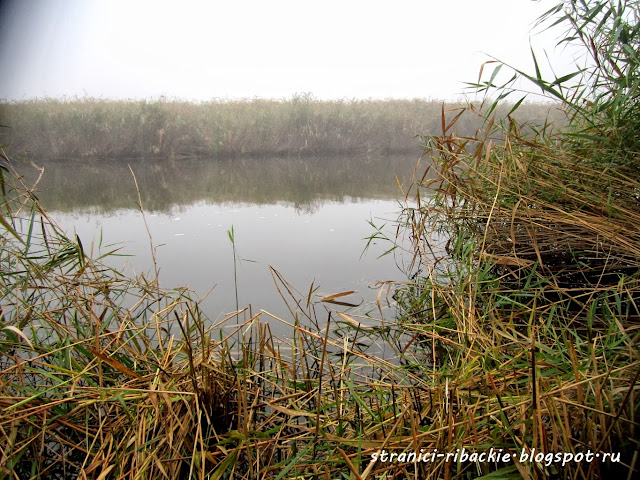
[
  {"left": 0, "top": 96, "right": 560, "bottom": 160},
  {"left": 392, "top": 101, "right": 640, "bottom": 478}
]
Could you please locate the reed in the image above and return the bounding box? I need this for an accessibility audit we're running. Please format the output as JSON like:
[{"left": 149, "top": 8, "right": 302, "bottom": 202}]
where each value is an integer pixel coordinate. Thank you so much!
[
  {"left": 392, "top": 0, "right": 640, "bottom": 477},
  {"left": 0, "top": 96, "right": 560, "bottom": 160}
]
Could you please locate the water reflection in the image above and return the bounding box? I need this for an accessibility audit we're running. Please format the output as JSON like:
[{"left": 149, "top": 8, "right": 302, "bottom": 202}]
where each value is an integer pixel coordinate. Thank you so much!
[
  {"left": 19, "top": 154, "right": 421, "bottom": 324},
  {"left": 25, "top": 154, "right": 420, "bottom": 213}
]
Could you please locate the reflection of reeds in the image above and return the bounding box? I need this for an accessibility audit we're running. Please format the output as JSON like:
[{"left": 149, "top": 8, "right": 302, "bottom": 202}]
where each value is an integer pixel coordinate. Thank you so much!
[
  {"left": 20, "top": 154, "right": 421, "bottom": 214},
  {"left": 0, "top": 96, "right": 560, "bottom": 160}
]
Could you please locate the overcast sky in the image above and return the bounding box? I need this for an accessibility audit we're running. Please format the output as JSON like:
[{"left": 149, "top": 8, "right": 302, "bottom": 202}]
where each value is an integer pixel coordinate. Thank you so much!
[{"left": 0, "top": 0, "right": 576, "bottom": 101}]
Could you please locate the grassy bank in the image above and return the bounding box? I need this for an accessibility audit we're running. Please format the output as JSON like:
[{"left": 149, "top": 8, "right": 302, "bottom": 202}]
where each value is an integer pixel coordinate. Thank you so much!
[
  {"left": 393, "top": 0, "right": 640, "bottom": 477},
  {"left": 0, "top": 96, "right": 559, "bottom": 160}
]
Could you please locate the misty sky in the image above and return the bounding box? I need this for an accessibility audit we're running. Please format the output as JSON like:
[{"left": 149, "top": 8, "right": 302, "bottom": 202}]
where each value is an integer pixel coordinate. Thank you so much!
[{"left": 0, "top": 0, "right": 577, "bottom": 101}]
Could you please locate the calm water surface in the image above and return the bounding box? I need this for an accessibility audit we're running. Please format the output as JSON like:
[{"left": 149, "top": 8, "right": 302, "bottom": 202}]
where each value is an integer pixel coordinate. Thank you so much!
[{"left": 27, "top": 154, "right": 419, "bottom": 323}]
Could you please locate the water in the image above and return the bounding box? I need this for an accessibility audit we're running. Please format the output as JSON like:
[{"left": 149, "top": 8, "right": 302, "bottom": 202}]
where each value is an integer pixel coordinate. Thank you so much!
[{"left": 24, "top": 154, "right": 419, "bottom": 323}]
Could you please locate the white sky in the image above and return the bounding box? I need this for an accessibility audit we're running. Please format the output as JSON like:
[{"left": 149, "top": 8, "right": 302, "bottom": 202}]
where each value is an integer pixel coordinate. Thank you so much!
[{"left": 0, "top": 0, "right": 577, "bottom": 101}]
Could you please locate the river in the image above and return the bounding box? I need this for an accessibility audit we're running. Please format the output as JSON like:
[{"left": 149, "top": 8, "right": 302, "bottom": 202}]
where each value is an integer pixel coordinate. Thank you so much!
[{"left": 22, "top": 153, "right": 420, "bottom": 325}]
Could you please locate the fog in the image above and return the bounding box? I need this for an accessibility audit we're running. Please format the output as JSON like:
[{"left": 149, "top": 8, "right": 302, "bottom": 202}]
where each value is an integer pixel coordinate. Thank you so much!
[{"left": 0, "top": 0, "right": 578, "bottom": 101}]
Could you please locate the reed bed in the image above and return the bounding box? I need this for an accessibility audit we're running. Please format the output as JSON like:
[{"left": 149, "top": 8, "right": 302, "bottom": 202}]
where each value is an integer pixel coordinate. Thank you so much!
[
  {"left": 390, "top": 1, "right": 640, "bottom": 477},
  {"left": 393, "top": 114, "right": 640, "bottom": 478},
  {"left": 0, "top": 96, "right": 558, "bottom": 160}
]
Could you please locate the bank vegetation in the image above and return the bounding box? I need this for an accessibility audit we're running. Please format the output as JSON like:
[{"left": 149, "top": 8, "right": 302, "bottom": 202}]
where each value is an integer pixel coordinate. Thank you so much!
[{"left": 0, "top": 96, "right": 559, "bottom": 160}]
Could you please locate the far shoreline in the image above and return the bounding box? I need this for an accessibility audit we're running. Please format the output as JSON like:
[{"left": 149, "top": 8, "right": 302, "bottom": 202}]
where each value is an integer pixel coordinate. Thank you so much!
[{"left": 0, "top": 96, "right": 563, "bottom": 161}]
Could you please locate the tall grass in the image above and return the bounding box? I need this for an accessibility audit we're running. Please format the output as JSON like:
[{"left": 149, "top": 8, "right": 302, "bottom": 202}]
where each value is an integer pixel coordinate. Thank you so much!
[
  {"left": 2, "top": 154, "right": 592, "bottom": 480},
  {"left": 393, "top": 0, "right": 640, "bottom": 477},
  {"left": 0, "top": 96, "right": 560, "bottom": 160}
]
